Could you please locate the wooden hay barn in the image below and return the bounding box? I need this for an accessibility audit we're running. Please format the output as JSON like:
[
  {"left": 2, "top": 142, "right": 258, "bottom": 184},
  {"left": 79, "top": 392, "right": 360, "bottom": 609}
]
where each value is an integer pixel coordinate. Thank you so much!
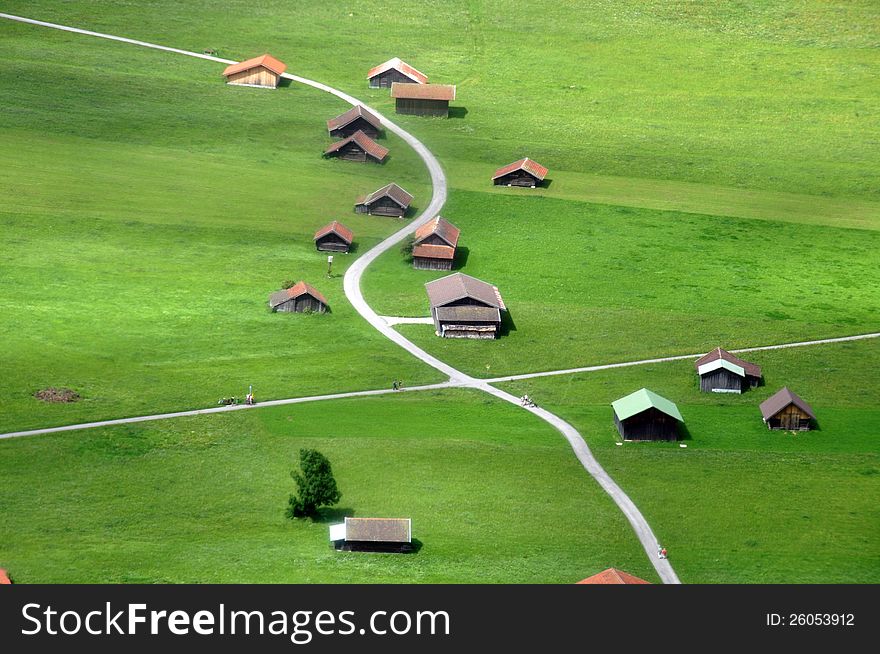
[
  {"left": 695, "top": 347, "right": 762, "bottom": 393},
  {"left": 576, "top": 568, "right": 650, "bottom": 585},
  {"left": 354, "top": 183, "right": 413, "bottom": 217},
  {"left": 323, "top": 130, "right": 388, "bottom": 163},
  {"left": 425, "top": 272, "right": 506, "bottom": 339},
  {"left": 612, "top": 388, "right": 683, "bottom": 441},
  {"left": 367, "top": 57, "right": 427, "bottom": 88},
  {"left": 222, "top": 54, "right": 287, "bottom": 88},
  {"left": 314, "top": 221, "right": 354, "bottom": 253},
  {"left": 412, "top": 216, "right": 460, "bottom": 270},
  {"left": 759, "top": 387, "right": 816, "bottom": 431},
  {"left": 327, "top": 105, "right": 382, "bottom": 139},
  {"left": 329, "top": 517, "right": 413, "bottom": 553},
  {"left": 268, "top": 281, "right": 328, "bottom": 313},
  {"left": 391, "top": 82, "right": 456, "bottom": 117},
  {"left": 492, "top": 158, "right": 549, "bottom": 188}
]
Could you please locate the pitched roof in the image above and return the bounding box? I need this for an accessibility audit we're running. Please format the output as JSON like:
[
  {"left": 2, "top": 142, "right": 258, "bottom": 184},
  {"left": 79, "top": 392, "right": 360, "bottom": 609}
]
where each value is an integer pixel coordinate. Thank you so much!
[
  {"left": 0, "top": 568, "right": 11, "bottom": 584},
  {"left": 391, "top": 82, "right": 456, "bottom": 101},
  {"left": 612, "top": 388, "right": 683, "bottom": 422},
  {"left": 344, "top": 517, "right": 411, "bottom": 543},
  {"left": 314, "top": 220, "right": 353, "bottom": 244},
  {"left": 576, "top": 568, "right": 651, "bottom": 585},
  {"left": 366, "top": 57, "right": 428, "bottom": 84},
  {"left": 223, "top": 54, "right": 287, "bottom": 77},
  {"left": 324, "top": 130, "right": 389, "bottom": 161},
  {"left": 697, "top": 358, "right": 745, "bottom": 378},
  {"left": 759, "top": 387, "right": 816, "bottom": 421},
  {"left": 326, "top": 104, "right": 382, "bottom": 132},
  {"left": 413, "top": 244, "right": 455, "bottom": 260},
  {"left": 269, "top": 281, "right": 327, "bottom": 308},
  {"left": 414, "top": 216, "right": 460, "bottom": 248},
  {"left": 695, "top": 347, "right": 762, "bottom": 378},
  {"left": 359, "top": 183, "right": 413, "bottom": 208},
  {"left": 425, "top": 273, "right": 506, "bottom": 310},
  {"left": 492, "top": 157, "right": 549, "bottom": 181}
]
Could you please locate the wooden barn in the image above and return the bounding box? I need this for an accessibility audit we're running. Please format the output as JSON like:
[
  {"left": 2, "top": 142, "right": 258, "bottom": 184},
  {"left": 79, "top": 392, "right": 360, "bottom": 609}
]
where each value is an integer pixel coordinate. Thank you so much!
[
  {"left": 327, "top": 105, "right": 382, "bottom": 138},
  {"left": 222, "top": 54, "right": 287, "bottom": 88},
  {"left": 576, "top": 568, "right": 650, "bottom": 585},
  {"left": 412, "top": 216, "right": 460, "bottom": 270},
  {"left": 492, "top": 158, "right": 549, "bottom": 187},
  {"left": 612, "top": 388, "right": 683, "bottom": 441},
  {"left": 268, "top": 281, "right": 328, "bottom": 313},
  {"left": 425, "top": 272, "right": 506, "bottom": 339},
  {"left": 367, "top": 57, "right": 428, "bottom": 88},
  {"left": 391, "top": 83, "right": 456, "bottom": 117},
  {"left": 759, "top": 387, "right": 816, "bottom": 431},
  {"left": 314, "top": 221, "right": 354, "bottom": 253},
  {"left": 329, "top": 517, "right": 413, "bottom": 553},
  {"left": 695, "top": 347, "right": 762, "bottom": 393},
  {"left": 323, "top": 130, "right": 388, "bottom": 163},
  {"left": 354, "top": 183, "right": 413, "bottom": 217}
]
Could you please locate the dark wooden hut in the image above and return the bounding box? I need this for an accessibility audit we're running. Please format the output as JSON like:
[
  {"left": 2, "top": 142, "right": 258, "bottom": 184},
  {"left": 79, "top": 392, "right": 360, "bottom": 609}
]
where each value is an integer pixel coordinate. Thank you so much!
[
  {"left": 314, "top": 221, "right": 354, "bottom": 253},
  {"left": 425, "top": 273, "right": 506, "bottom": 339},
  {"left": 492, "top": 158, "right": 549, "bottom": 187},
  {"left": 329, "top": 517, "right": 413, "bottom": 553},
  {"left": 759, "top": 387, "right": 816, "bottom": 431},
  {"left": 611, "top": 388, "right": 683, "bottom": 441},
  {"left": 354, "top": 183, "right": 413, "bottom": 217},
  {"left": 412, "top": 216, "right": 460, "bottom": 270},
  {"left": 327, "top": 105, "right": 382, "bottom": 138},
  {"left": 323, "top": 130, "right": 388, "bottom": 163},
  {"left": 268, "top": 281, "right": 328, "bottom": 313},
  {"left": 391, "top": 83, "right": 456, "bottom": 117},
  {"left": 367, "top": 57, "right": 428, "bottom": 88},
  {"left": 695, "top": 347, "right": 762, "bottom": 393},
  {"left": 222, "top": 54, "right": 287, "bottom": 88}
]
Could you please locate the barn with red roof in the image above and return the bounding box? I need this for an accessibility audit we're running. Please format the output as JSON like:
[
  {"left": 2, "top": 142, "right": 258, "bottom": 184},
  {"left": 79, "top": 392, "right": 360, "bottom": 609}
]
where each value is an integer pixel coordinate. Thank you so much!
[
  {"left": 412, "top": 216, "right": 460, "bottom": 270},
  {"left": 323, "top": 130, "right": 388, "bottom": 163},
  {"left": 367, "top": 57, "right": 428, "bottom": 88},
  {"left": 269, "top": 281, "right": 328, "bottom": 313},
  {"left": 222, "top": 54, "right": 287, "bottom": 88},
  {"left": 314, "top": 221, "right": 354, "bottom": 253},
  {"left": 492, "top": 158, "right": 549, "bottom": 188}
]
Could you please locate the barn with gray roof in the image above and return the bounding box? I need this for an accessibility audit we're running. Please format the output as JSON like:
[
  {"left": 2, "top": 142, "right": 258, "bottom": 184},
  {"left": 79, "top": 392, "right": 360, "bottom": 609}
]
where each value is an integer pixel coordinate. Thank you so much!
[{"left": 425, "top": 272, "right": 506, "bottom": 339}]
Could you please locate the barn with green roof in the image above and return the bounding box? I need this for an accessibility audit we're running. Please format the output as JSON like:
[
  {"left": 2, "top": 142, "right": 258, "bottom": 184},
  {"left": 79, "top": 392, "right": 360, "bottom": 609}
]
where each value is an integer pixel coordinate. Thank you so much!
[{"left": 611, "top": 388, "right": 684, "bottom": 441}]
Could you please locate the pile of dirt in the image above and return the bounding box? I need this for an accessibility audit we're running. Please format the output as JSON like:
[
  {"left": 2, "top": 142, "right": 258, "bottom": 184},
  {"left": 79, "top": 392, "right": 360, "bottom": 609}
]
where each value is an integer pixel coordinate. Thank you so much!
[{"left": 34, "top": 387, "right": 80, "bottom": 403}]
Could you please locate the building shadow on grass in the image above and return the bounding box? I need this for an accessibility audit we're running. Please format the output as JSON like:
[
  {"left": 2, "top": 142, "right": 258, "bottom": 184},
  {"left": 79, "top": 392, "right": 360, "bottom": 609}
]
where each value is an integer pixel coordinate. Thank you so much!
[
  {"left": 452, "top": 246, "right": 470, "bottom": 270},
  {"left": 540, "top": 178, "right": 554, "bottom": 189},
  {"left": 278, "top": 77, "right": 293, "bottom": 89},
  {"left": 677, "top": 423, "right": 693, "bottom": 442},
  {"left": 500, "top": 309, "right": 517, "bottom": 336},
  {"left": 448, "top": 106, "right": 468, "bottom": 119}
]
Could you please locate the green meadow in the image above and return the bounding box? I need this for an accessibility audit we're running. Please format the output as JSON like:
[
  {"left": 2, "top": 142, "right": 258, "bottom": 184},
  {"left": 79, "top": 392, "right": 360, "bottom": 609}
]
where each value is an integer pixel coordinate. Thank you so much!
[
  {"left": 0, "top": 24, "right": 438, "bottom": 433},
  {"left": 502, "top": 340, "right": 880, "bottom": 583},
  {"left": 1, "top": 1, "right": 878, "bottom": 584},
  {"left": 0, "top": 390, "right": 657, "bottom": 584}
]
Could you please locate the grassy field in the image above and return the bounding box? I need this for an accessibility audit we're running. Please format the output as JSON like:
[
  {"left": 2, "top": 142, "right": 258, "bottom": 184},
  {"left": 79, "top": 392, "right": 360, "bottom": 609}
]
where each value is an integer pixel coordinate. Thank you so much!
[
  {"left": 0, "top": 24, "right": 440, "bottom": 432},
  {"left": 0, "top": 389, "right": 657, "bottom": 584},
  {"left": 365, "top": 191, "right": 880, "bottom": 377},
  {"left": 502, "top": 340, "right": 880, "bottom": 583}
]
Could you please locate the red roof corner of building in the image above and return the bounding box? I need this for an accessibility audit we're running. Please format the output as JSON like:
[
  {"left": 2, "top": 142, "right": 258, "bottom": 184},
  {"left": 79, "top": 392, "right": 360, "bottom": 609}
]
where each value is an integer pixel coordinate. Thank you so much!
[
  {"left": 576, "top": 568, "right": 650, "bottom": 585},
  {"left": 223, "top": 54, "right": 287, "bottom": 77}
]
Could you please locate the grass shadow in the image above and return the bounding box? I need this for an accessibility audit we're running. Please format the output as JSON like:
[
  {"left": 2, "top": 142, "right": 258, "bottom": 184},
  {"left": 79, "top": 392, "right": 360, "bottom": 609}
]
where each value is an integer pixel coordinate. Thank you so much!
[
  {"left": 277, "top": 77, "right": 293, "bottom": 89},
  {"left": 448, "top": 106, "right": 468, "bottom": 119},
  {"left": 677, "top": 423, "right": 693, "bottom": 442},
  {"left": 312, "top": 507, "right": 355, "bottom": 523},
  {"left": 540, "top": 178, "right": 554, "bottom": 189}
]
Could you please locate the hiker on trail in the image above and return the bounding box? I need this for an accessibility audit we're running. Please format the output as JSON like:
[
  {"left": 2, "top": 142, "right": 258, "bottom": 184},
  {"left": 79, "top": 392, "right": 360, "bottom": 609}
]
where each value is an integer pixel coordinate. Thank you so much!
[
  {"left": 661, "top": 547, "right": 667, "bottom": 559},
  {"left": 392, "top": 380, "right": 398, "bottom": 391}
]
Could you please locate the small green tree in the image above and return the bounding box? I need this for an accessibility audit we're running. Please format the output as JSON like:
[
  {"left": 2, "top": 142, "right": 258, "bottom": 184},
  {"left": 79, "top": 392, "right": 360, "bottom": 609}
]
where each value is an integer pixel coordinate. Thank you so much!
[{"left": 286, "top": 449, "right": 341, "bottom": 519}]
